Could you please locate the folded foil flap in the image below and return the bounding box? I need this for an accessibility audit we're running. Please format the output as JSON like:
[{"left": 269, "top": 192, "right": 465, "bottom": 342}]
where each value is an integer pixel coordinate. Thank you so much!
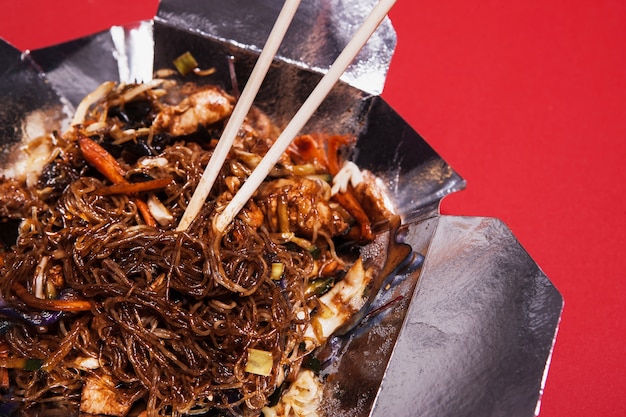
[
  {"left": 156, "top": 0, "right": 397, "bottom": 95},
  {"left": 0, "top": 42, "right": 68, "bottom": 162},
  {"left": 371, "top": 216, "right": 563, "bottom": 417}
]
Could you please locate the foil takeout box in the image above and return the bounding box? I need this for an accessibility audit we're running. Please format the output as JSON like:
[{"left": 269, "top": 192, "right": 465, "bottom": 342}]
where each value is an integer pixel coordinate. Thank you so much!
[{"left": 0, "top": 1, "right": 563, "bottom": 416}]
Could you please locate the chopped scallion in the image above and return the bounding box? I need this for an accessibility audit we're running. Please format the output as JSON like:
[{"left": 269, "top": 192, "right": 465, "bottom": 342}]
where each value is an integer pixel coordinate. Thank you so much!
[
  {"left": 245, "top": 348, "right": 273, "bottom": 376},
  {"left": 270, "top": 262, "right": 285, "bottom": 280},
  {"left": 306, "top": 173, "right": 333, "bottom": 183},
  {"left": 277, "top": 196, "right": 290, "bottom": 233},
  {"left": 292, "top": 163, "right": 316, "bottom": 176},
  {"left": 173, "top": 52, "right": 199, "bottom": 76},
  {"left": 288, "top": 235, "right": 315, "bottom": 252},
  {"left": 305, "top": 277, "right": 334, "bottom": 297},
  {"left": 0, "top": 357, "right": 43, "bottom": 371}
]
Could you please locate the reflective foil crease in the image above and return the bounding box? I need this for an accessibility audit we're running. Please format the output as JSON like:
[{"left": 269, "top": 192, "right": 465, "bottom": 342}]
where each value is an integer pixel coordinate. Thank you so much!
[{"left": 0, "top": 0, "right": 562, "bottom": 416}]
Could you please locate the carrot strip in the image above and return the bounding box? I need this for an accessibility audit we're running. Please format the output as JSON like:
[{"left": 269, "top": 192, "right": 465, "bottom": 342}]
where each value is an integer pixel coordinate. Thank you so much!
[
  {"left": 325, "top": 135, "right": 373, "bottom": 241},
  {"left": 135, "top": 198, "right": 157, "bottom": 227},
  {"left": 333, "top": 190, "right": 373, "bottom": 241},
  {"left": 0, "top": 357, "right": 43, "bottom": 371},
  {"left": 94, "top": 177, "right": 173, "bottom": 196},
  {"left": 0, "top": 342, "right": 9, "bottom": 387},
  {"left": 287, "top": 134, "right": 329, "bottom": 169},
  {"left": 78, "top": 136, "right": 126, "bottom": 183},
  {"left": 326, "top": 135, "right": 352, "bottom": 176},
  {"left": 11, "top": 283, "right": 92, "bottom": 312},
  {"left": 78, "top": 135, "right": 157, "bottom": 226}
]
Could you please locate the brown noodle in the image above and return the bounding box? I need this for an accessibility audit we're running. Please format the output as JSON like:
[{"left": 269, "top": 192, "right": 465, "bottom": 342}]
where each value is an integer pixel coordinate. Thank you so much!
[{"left": 0, "top": 79, "right": 387, "bottom": 416}]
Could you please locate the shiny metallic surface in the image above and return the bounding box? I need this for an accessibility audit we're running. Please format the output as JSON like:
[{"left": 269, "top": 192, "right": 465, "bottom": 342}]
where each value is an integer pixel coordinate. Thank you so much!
[
  {"left": 156, "top": 0, "right": 396, "bottom": 95},
  {"left": 0, "top": 1, "right": 562, "bottom": 416},
  {"left": 0, "top": 43, "right": 69, "bottom": 164},
  {"left": 318, "top": 217, "right": 437, "bottom": 417},
  {"left": 110, "top": 21, "right": 155, "bottom": 83},
  {"left": 371, "top": 216, "right": 562, "bottom": 417}
]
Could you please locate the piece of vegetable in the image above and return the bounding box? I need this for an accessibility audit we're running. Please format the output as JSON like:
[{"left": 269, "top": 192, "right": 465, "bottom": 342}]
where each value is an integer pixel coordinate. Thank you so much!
[
  {"left": 332, "top": 191, "right": 373, "bottom": 241},
  {"left": 94, "top": 176, "right": 172, "bottom": 196},
  {"left": 146, "top": 194, "right": 174, "bottom": 227},
  {"left": 303, "top": 356, "right": 321, "bottom": 374},
  {"left": 173, "top": 52, "right": 199, "bottom": 76},
  {"left": 306, "top": 173, "right": 332, "bottom": 183},
  {"left": 0, "top": 357, "right": 43, "bottom": 371},
  {"left": 78, "top": 136, "right": 126, "bottom": 183},
  {"left": 277, "top": 195, "right": 290, "bottom": 233},
  {"left": 0, "top": 307, "right": 64, "bottom": 327},
  {"left": 79, "top": 136, "right": 157, "bottom": 227},
  {"left": 71, "top": 81, "right": 116, "bottom": 126},
  {"left": 305, "top": 277, "right": 334, "bottom": 298},
  {"left": 11, "top": 283, "right": 92, "bottom": 312},
  {"left": 288, "top": 234, "right": 316, "bottom": 252},
  {"left": 270, "top": 263, "right": 285, "bottom": 280},
  {"left": 291, "top": 164, "right": 317, "bottom": 176},
  {"left": 173, "top": 51, "right": 217, "bottom": 76},
  {"left": 245, "top": 348, "right": 273, "bottom": 376}
]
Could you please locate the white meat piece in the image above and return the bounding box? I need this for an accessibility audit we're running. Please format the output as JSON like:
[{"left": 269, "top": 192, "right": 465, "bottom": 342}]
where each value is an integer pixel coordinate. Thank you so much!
[
  {"left": 80, "top": 374, "right": 132, "bottom": 416},
  {"left": 153, "top": 84, "right": 235, "bottom": 136},
  {"left": 304, "top": 258, "right": 370, "bottom": 345},
  {"left": 262, "top": 370, "right": 322, "bottom": 417}
]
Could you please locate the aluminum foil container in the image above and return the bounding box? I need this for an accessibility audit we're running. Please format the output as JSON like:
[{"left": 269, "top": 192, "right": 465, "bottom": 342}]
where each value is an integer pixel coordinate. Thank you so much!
[{"left": 0, "top": 0, "right": 563, "bottom": 416}]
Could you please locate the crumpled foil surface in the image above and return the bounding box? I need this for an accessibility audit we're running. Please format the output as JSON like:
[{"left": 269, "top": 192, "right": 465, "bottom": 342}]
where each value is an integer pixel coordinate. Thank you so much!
[{"left": 0, "top": 0, "right": 562, "bottom": 416}]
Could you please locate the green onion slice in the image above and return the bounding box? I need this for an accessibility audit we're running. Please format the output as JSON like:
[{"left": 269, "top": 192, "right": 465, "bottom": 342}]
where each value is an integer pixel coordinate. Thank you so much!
[
  {"left": 245, "top": 348, "right": 273, "bottom": 376},
  {"left": 173, "top": 52, "right": 199, "bottom": 76},
  {"left": 0, "top": 357, "right": 43, "bottom": 371},
  {"left": 270, "top": 262, "right": 285, "bottom": 280}
]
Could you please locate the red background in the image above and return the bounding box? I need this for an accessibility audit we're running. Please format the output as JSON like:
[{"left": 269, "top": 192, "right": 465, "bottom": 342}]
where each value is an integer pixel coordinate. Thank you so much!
[{"left": 1, "top": 0, "right": 624, "bottom": 415}]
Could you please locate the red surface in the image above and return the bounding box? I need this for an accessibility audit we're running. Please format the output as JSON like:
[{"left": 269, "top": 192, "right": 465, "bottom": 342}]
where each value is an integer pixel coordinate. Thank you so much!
[{"left": 1, "top": 1, "right": 625, "bottom": 415}]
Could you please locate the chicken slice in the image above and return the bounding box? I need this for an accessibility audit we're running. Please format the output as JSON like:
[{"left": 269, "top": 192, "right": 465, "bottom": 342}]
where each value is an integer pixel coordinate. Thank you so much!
[
  {"left": 304, "top": 258, "right": 371, "bottom": 346},
  {"left": 80, "top": 374, "right": 133, "bottom": 416},
  {"left": 153, "top": 84, "right": 235, "bottom": 137}
]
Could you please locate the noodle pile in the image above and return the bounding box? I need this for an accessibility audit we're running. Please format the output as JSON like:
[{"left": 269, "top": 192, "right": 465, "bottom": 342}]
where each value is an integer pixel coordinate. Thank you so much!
[{"left": 0, "top": 77, "right": 392, "bottom": 416}]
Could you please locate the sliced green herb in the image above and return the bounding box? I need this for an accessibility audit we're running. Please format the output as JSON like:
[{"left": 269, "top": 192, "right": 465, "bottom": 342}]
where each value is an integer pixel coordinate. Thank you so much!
[
  {"left": 292, "top": 163, "right": 316, "bottom": 176},
  {"left": 305, "top": 277, "right": 334, "bottom": 297},
  {"left": 270, "top": 262, "right": 285, "bottom": 280},
  {"left": 173, "top": 52, "right": 199, "bottom": 76},
  {"left": 0, "top": 357, "right": 43, "bottom": 371},
  {"left": 244, "top": 348, "right": 273, "bottom": 376}
]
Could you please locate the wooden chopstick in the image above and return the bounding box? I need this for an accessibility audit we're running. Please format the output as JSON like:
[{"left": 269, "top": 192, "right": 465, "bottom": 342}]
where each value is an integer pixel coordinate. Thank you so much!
[
  {"left": 214, "top": 0, "right": 397, "bottom": 232},
  {"left": 176, "top": 0, "right": 302, "bottom": 231}
]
